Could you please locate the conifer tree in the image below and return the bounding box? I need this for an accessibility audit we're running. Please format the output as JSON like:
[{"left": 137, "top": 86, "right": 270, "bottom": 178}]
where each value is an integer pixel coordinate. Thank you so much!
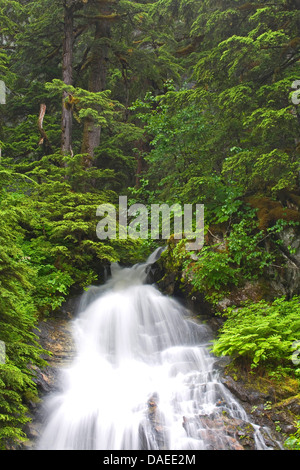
[
  {"left": 0, "top": 170, "right": 47, "bottom": 448},
  {"left": 190, "top": 0, "right": 300, "bottom": 196}
]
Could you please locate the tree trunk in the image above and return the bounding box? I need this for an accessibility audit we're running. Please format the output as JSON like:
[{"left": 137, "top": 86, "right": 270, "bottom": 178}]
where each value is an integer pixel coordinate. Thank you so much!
[
  {"left": 61, "top": 4, "right": 74, "bottom": 157},
  {"left": 81, "top": 19, "right": 110, "bottom": 165}
]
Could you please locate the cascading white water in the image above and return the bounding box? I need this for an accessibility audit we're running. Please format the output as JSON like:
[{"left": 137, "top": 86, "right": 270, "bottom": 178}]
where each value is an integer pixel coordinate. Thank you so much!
[{"left": 37, "top": 249, "right": 275, "bottom": 451}]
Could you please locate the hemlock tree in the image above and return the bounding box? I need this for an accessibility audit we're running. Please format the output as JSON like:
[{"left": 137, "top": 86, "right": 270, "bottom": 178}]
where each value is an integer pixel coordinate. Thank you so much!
[
  {"left": 190, "top": 0, "right": 300, "bottom": 197},
  {"left": 133, "top": 0, "right": 300, "bottom": 215}
]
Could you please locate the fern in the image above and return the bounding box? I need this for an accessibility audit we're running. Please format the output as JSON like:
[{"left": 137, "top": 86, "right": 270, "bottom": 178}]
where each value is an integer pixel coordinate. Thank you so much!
[{"left": 213, "top": 297, "right": 300, "bottom": 371}]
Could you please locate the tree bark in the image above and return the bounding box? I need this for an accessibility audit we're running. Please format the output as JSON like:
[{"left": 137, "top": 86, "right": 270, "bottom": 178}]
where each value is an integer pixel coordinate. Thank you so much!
[
  {"left": 61, "top": 4, "right": 74, "bottom": 157},
  {"left": 81, "top": 18, "right": 110, "bottom": 165}
]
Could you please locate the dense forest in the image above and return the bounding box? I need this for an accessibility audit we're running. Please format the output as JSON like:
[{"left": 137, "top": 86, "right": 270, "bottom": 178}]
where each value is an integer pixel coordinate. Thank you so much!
[{"left": 1, "top": 0, "right": 300, "bottom": 450}]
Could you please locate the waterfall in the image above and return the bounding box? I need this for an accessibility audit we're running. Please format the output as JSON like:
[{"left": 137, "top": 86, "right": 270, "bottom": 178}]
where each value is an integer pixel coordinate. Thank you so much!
[{"left": 37, "top": 249, "right": 276, "bottom": 451}]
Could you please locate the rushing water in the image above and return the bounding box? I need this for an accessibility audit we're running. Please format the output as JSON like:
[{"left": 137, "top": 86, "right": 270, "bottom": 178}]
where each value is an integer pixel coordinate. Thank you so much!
[{"left": 37, "top": 249, "right": 276, "bottom": 450}]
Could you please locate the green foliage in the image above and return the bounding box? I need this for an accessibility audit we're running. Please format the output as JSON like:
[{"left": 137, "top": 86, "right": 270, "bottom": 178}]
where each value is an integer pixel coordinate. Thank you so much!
[
  {"left": 285, "top": 420, "right": 300, "bottom": 450},
  {"left": 130, "top": 86, "right": 211, "bottom": 204},
  {"left": 185, "top": 247, "right": 240, "bottom": 299},
  {"left": 45, "top": 80, "right": 121, "bottom": 128},
  {"left": 0, "top": 149, "right": 141, "bottom": 447},
  {"left": 1, "top": 0, "right": 300, "bottom": 449},
  {"left": 183, "top": 211, "right": 274, "bottom": 303},
  {"left": 17, "top": 152, "right": 142, "bottom": 290},
  {"left": 0, "top": 170, "right": 48, "bottom": 448},
  {"left": 212, "top": 297, "right": 300, "bottom": 370},
  {"left": 184, "top": 0, "right": 300, "bottom": 198}
]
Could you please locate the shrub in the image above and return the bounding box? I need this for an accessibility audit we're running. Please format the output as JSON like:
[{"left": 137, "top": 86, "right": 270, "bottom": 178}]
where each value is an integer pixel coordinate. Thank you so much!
[{"left": 212, "top": 297, "right": 300, "bottom": 371}]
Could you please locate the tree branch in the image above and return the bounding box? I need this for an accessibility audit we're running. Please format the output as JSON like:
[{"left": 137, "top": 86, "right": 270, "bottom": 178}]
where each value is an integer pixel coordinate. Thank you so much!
[{"left": 73, "top": 12, "right": 123, "bottom": 21}]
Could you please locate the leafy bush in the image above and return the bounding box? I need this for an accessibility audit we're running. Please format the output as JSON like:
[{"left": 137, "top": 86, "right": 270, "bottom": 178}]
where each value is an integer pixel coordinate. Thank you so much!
[
  {"left": 285, "top": 421, "right": 300, "bottom": 450},
  {"left": 183, "top": 213, "right": 274, "bottom": 303},
  {"left": 184, "top": 247, "right": 240, "bottom": 295},
  {"left": 212, "top": 297, "right": 300, "bottom": 371}
]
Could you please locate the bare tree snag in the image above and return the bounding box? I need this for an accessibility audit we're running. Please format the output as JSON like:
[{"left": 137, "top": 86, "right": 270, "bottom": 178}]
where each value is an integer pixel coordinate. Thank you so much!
[{"left": 38, "top": 103, "right": 53, "bottom": 154}]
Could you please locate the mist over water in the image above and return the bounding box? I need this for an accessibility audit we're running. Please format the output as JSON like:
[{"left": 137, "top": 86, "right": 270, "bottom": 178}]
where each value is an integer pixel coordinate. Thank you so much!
[{"left": 37, "top": 249, "right": 275, "bottom": 450}]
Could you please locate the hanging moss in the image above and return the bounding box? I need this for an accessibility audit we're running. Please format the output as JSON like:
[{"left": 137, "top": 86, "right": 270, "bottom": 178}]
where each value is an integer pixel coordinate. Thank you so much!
[{"left": 246, "top": 196, "right": 300, "bottom": 231}]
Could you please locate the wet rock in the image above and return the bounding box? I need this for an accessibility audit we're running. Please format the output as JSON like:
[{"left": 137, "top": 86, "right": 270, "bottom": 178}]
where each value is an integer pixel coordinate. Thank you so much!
[
  {"left": 222, "top": 376, "right": 256, "bottom": 404},
  {"left": 270, "top": 397, "right": 300, "bottom": 435},
  {"left": 270, "top": 227, "right": 300, "bottom": 298},
  {"left": 220, "top": 371, "right": 300, "bottom": 449},
  {"left": 147, "top": 393, "right": 168, "bottom": 450},
  {"left": 279, "top": 397, "right": 300, "bottom": 415},
  {"left": 215, "top": 280, "right": 268, "bottom": 313},
  {"left": 182, "top": 413, "right": 258, "bottom": 450},
  {"left": 24, "top": 421, "right": 40, "bottom": 441},
  {"left": 23, "top": 313, "right": 76, "bottom": 449},
  {"left": 213, "top": 356, "right": 232, "bottom": 372}
]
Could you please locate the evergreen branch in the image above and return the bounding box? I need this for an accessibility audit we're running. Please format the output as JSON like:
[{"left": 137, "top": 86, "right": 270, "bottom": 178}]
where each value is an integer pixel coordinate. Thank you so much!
[{"left": 258, "top": 51, "right": 300, "bottom": 83}]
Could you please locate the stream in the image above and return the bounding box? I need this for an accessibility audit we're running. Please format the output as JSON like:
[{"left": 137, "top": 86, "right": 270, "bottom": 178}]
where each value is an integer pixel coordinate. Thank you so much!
[{"left": 36, "top": 249, "right": 281, "bottom": 450}]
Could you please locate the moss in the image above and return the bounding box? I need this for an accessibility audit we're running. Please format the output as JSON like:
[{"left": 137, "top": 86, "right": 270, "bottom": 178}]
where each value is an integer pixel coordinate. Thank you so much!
[
  {"left": 176, "top": 44, "right": 197, "bottom": 56},
  {"left": 274, "top": 394, "right": 300, "bottom": 411},
  {"left": 23, "top": 390, "right": 40, "bottom": 405},
  {"left": 175, "top": 35, "right": 204, "bottom": 57},
  {"left": 245, "top": 196, "right": 300, "bottom": 231},
  {"left": 225, "top": 362, "right": 299, "bottom": 402}
]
